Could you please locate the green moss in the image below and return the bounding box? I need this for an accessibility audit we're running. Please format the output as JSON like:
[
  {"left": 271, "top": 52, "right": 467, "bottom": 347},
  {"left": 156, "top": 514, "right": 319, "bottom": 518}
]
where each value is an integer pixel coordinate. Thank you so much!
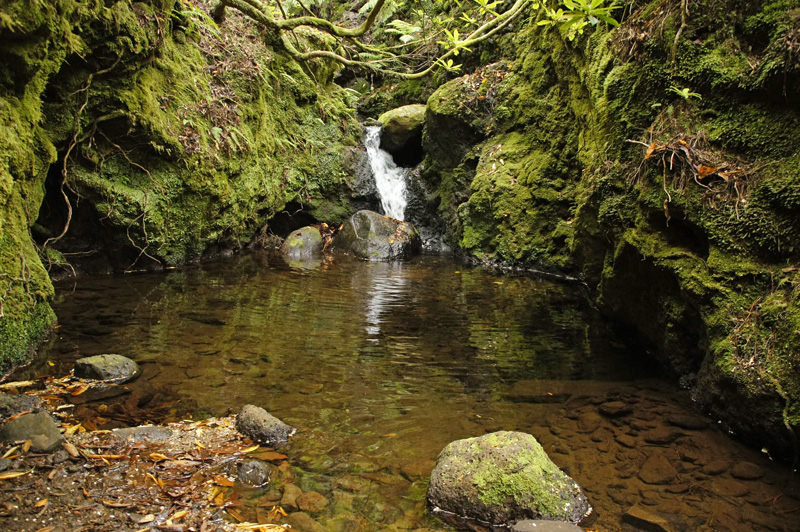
[{"left": 0, "top": 303, "right": 56, "bottom": 373}]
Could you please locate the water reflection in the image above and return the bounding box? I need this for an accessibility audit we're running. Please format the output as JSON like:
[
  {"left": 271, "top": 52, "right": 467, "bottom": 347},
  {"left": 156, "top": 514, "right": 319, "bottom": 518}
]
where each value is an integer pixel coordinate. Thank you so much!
[{"left": 15, "top": 252, "right": 798, "bottom": 532}]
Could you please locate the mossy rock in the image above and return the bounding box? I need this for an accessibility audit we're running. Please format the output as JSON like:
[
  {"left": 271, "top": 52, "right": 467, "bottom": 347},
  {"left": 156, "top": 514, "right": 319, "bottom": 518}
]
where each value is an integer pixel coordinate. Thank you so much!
[
  {"left": 378, "top": 104, "right": 426, "bottom": 153},
  {"left": 427, "top": 431, "right": 591, "bottom": 527},
  {"left": 333, "top": 210, "right": 421, "bottom": 261},
  {"left": 280, "top": 226, "right": 324, "bottom": 259}
]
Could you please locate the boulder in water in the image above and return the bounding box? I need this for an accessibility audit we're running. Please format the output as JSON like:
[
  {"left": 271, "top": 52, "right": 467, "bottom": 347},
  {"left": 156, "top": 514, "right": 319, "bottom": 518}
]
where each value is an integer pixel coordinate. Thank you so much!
[
  {"left": 427, "top": 431, "right": 591, "bottom": 528},
  {"left": 235, "top": 404, "right": 296, "bottom": 447},
  {"left": 333, "top": 210, "right": 421, "bottom": 260},
  {"left": 0, "top": 412, "right": 64, "bottom": 453},
  {"left": 74, "top": 354, "right": 140, "bottom": 384},
  {"left": 378, "top": 104, "right": 426, "bottom": 155},
  {"left": 281, "top": 226, "right": 324, "bottom": 258}
]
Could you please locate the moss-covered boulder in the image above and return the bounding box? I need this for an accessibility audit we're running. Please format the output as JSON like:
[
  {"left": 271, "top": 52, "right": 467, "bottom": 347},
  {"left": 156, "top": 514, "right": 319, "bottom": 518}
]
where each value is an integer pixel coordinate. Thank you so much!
[
  {"left": 334, "top": 210, "right": 421, "bottom": 260},
  {"left": 427, "top": 431, "right": 591, "bottom": 527},
  {"left": 74, "top": 354, "right": 140, "bottom": 384},
  {"left": 378, "top": 104, "right": 426, "bottom": 155},
  {"left": 281, "top": 226, "right": 324, "bottom": 259}
]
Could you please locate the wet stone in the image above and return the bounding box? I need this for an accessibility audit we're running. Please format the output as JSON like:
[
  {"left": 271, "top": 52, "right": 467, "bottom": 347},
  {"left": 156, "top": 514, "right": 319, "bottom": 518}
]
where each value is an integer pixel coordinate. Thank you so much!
[
  {"left": 668, "top": 414, "right": 708, "bottom": 430},
  {"left": 623, "top": 504, "right": 676, "bottom": 532},
  {"left": 296, "top": 491, "right": 329, "bottom": 513},
  {"left": 730, "top": 461, "right": 765, "bottom": 480},
  {"left": 638, "top": 455, "right": 676, "bottom": 485},
  {"left": 577, "top": 411, "right": 604, "bottom": 433},
  {"left": 0, "top": 411, "right": 64, "bottom": 452},
  {"left": 237, "top": 459, "right": 272, "bottom": 487},
  {"left": 0, "top": 392, "right": 41, "bottom": 421},
  {"left": 713, "top": 478, "right": 750, "bottom": 497},
  {"left": 702, "top": 459, "right": 729, "bottom": 475},
  {"left": 74, "top": 354, "right": 140, "bottom": 384},
  {"left": 286, "top": 511, "right": 326, "bottom": 532},
  {"left": 235, "top": 404, "right": 296, "bottom": 447},
  {"left": 643, "top": 427, "right": 684, "bottom": 445},
  {"left": 400, "top": 458, "right": 436, "bottom": 479},
  {"left": 615, "top": 433, "right": 638, "bottom": 449},
  {"left": 281, "top": 483, "right": 303, "bottom": 509},
  {"left": 599, "top": 401, "right": 632, "bottom": 417}
]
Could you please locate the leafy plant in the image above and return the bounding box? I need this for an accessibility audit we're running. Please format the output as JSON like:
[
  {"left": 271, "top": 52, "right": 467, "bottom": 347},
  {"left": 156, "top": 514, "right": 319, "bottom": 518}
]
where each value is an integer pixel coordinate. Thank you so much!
[
  {"left": 667, "top": 86, "right": 702, "bottom": 100},
  {"left": 539, "top": 0, "right": 620, "bottom": 41}
]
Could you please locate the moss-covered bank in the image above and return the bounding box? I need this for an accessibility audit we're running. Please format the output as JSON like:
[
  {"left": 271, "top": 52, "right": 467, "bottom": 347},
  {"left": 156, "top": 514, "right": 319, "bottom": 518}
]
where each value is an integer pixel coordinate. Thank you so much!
[
  {"left": 420, "top": 0, "right": 800, "bottom": 458},
  {"left": 0, "top": 0, "right": 362, "bottom": 371}
]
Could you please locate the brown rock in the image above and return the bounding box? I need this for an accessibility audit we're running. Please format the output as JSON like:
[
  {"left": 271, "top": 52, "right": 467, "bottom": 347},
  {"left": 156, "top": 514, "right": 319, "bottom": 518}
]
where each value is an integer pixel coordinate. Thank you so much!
[
  {"left": 642, "top": 426, "right": 684, "bottom": 445},
  {"left": 713, "top": 478, "right": 749, "bottom": 497},
  {"left": 296, "top": 491, "right": 329, "bottom": 513},
  {"left": 616, "top": 433, "right": 638, "bottom": 449},
  {"left": 730, "top": 461, "right": 764, "bottom": 480},
  {"left": 623, "top": 504, "right": 676, "bottom": 532},
  {"left": 668, "top": 414, "right": 708, "bottom": 430},
  {"left": 638, "top": 455, "right": 676, "bottom": 485},
  {"left": 400, "top": 459, "right": 436, "bottom": 479},
  {"left": 701, "top": 459, "right": 729, "bottom": 475},
  {"left": 285, "top": 512, "right": 325, "bottom": 532},
  {"left": 577, "top": 411, "right": 604, "bottom": 433},
  {"left": 281, "top": 483, "right": 303, "bottom": 509},
  {"left": 599, "top": 401, "right": 632, "bottom": 417}
]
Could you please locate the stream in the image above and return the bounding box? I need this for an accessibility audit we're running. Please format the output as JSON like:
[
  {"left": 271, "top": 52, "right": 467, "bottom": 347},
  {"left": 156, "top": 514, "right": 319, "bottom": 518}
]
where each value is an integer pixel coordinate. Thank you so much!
[{"left": 16, "top": 252, "right": 800, "bottom": 531}]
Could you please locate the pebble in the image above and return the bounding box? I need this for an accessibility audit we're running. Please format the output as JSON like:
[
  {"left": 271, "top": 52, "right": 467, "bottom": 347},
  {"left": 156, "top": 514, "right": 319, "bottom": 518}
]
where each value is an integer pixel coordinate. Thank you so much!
[
  {"left": 599, "top": 401, "right": 632, "bottom": 417},
  {"left": 639, "top": 455, "right": 676, "bottom": 485},
  {"left": 730, "top": 461, "right": 764, "bottom": 480},
  {"left": 615, "top": 433, "right": 638, "bottom": 448},
  {"left": 623, "top": 503, "right": 676, "bottom": 532},
  {"left": 643, "top": 427, "right": 684, "bottom": 445},
  {"left": 281, "top": 483, "right": 303, "bottom": 509},
  {"left": 701, "top": 459, "right": 729, "bottom": 475},
  {"left": 713, "top": 478, "right": 750, "bottom": 497},
  {"left": 400, "top": 459, "right": 436, "bottom": 479},
  {"left": 296, "top": 491, "right": 329, "bottom": 513},
  {"left": 285, "top": 511, "right": 326, "bottom": 532}
]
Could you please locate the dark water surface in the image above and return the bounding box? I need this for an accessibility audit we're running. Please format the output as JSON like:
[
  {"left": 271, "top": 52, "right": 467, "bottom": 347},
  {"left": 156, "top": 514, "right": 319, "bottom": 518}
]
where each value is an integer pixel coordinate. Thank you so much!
[{"left": 22, "top": 253, "right": 800, "bottom": 531}]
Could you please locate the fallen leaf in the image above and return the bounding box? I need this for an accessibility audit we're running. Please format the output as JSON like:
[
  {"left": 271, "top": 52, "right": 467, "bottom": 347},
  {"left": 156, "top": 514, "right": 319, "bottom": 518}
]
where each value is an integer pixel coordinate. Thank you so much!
[
  {"left": 2, "top": 445, "right": 19, "bottom": 459},
  {"left": 0, "top": 380, "right": 36, "bottom": 390},
  {"left": 171, "top": 509, "right": 189, "bottom": 520},
  {"left": 34, "top": 498, "right": 48, "bottom": 508},
  {"left": 22, "top": 439, "right": 32, "bottom": 452},
  {"left": 241, "top": 445, "right": 260, "bottom": 454},
  {"left": 7, "top": 411, "right": 33, "bottom": 422},
  {"left": 34, "top": 527, "right": 56, "bottom": 532},
  {"left": 0, "top": 470, "right": 31, "bottom": 480},
  {"left": 137, "top": 514, "right": 156, "bottom": 524},
  {"left": 214, "top": 475, "right": 235, "bottom": 487},
  {"left": 62, "top": 442, "right": 80, "bottom": 458},
  {"left": 250, "top": 451, "right": 286, "bottom": 461},
  {"left": 150, "top": 453, "right": 170, "bottom": 461},
  {"left": 645, "top": 142, "right": 658, "bottom": 159}
]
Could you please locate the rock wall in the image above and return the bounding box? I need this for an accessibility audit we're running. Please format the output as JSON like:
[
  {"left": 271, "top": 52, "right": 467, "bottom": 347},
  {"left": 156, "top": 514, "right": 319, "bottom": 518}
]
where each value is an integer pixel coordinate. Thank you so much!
[
  {"left": 419, "top": 0, "right": 800, "bottom": 458},
  {"left": 0, "top": 0, "right": 362, "bottom": 371}
]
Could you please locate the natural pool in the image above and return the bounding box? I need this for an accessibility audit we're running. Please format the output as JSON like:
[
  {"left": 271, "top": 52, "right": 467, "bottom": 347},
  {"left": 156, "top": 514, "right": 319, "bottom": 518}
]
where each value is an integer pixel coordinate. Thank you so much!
[{"left": 20, "top": 252, "right": 800, "bottom": 531}]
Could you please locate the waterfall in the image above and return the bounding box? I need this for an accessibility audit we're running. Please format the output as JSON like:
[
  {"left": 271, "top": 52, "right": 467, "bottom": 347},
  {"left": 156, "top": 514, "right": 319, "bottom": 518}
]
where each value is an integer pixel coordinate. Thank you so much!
[{"left": 364, "top": 126, "right": 408, "bottom": 220}]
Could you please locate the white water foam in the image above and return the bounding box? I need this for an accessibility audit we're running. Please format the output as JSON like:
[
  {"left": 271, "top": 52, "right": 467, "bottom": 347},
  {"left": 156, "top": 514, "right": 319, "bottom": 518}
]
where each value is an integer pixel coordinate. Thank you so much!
[{"left": 364, "top": 126, "right": 408, "bottom": 220}]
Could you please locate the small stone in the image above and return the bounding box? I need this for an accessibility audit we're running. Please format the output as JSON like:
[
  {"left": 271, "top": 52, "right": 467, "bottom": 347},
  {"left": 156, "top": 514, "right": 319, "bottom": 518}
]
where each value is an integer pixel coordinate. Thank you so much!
[
  {"left": 577, "top": 411, "right": 603, "bottom": 433},
  {"left": 296, "top": 491, "right": 329, "bottom": 513},
  {"left": 74, "top": 354, "right": 140, "bottom": 383},
  {"left": 713, "top": 478, "right": 749, "bottom": 497},
  {"left": 237, "top": 459, "right": 272, "bottom": 487},
  {"left": 642, "top": 427, "right": 684, "bottom": 445},
  {"left": 701, "top": 459, "right": 729, "bottom": 475},
  {"left": 667, "top": 414, "right": 708, "bottom": 430},
  {"left": 666, "top": 484, "right": 690, "bottom": 494},
  {"left": 235, "top": 404, "right": 296, "bottom": 447},
  {"left": 298, "top": 383, "right": 324, "bottom": 395},
  {"left": 0, "top": 412, "right": 64, "bottom": 452},
  {"left": 285, "top": 512, "right": 326, "bottom": 532},
  {"left": 730, "top": 461, "right": 764, "bottom": 480},
  {"left": 281, "top": 483, "right": 303, "bottom": 509},
  {"left": 638, "top": 455, "right": 676, "bottom": 485},
  {"left": 623, "top": 504, "right": 676, "bottom": 532},
  {"left": 599, "top": 401, "right": 632, "bottom": 417},
  {"left": 511, "top": 521, "right": 584, "bottom": 531},
  {"left": 0, "top": 392, "right": 41, "bottom": 421},
  {"left": 615, "top": 433, "right": 638, "bottom": 448},
  {"left": 400, "top": 459, "right": 436, "bottom": 479}
]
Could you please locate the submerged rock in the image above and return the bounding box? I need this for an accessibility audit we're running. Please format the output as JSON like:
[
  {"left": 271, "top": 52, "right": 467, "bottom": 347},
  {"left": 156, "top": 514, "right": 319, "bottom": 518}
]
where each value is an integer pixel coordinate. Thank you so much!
[
  {"left": 512, "top": 521, "right": 584, "bottom": 532},
  {"left": 427, "top": 431, "right": 591, "bottom": 528},
  {"left": 0, "top": 412, "right": 64, "bottom": 453},
  {"left": 74, "top": 354, "right": 140, "bottom": 384},
  {"left": 237, "top": 459, "right": 273, "bottom": 487},
  {"left": 0, "top": 392, "right": 41, "bottom": 422},
  {"left": 235, "top": 404, "right": 296, "bottom": 447},
  {"left": 281, "top": 226, "right": 324, "bottom": 259},
  {"left": 334, "top": 209, "right": 421, "bottom": 260}
]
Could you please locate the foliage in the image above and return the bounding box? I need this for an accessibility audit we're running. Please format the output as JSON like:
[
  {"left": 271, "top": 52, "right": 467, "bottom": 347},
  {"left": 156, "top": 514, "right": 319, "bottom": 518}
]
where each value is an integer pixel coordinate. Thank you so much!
[{"left": 538, "top": 0, "right": 621, "bottom": 41}]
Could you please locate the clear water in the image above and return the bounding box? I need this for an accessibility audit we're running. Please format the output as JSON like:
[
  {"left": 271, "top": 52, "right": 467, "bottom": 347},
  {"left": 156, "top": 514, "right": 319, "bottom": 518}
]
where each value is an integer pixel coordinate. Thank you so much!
[
  {"left": 365, "top": 126, "right": 408, "bottom": 220},
  {"left": 22, "top": 252, "right": 800, "bottom": 531}
]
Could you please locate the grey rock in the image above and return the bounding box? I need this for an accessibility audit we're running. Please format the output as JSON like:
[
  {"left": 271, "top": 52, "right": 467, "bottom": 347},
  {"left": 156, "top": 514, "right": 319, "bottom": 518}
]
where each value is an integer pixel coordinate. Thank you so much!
[
  {"left": 237, "top": 459, "right": 272, "bottom": 487},
  {"left": 333, "top": 210, "right": 421, "bottom": 260},
  {"left": 281, "top": 226, "right": 324, "bottom": 259},
  {"left": 235, "top": 404, "right": 296, "bottom": 447},
  {"left": 74, "top": 354, "right": 140, "bottom": 384},
  {"left": 427, "top": 431, "right": 590, "bottom": 527},
  {"left": 0, "top": 412, "right": 64, "bottom": 453},
  {"left": 512, "top": 521, "right": 584, "bottom": 532},
  {"left": 0, "top": 392, "right": 41, "bottom": 421}
]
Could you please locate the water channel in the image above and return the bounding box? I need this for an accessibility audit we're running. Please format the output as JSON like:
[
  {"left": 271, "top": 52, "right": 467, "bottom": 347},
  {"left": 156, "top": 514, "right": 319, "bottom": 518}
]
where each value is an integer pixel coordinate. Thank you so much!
[{"left": 19, "top": 252, "right": 800, "bottom": 531}]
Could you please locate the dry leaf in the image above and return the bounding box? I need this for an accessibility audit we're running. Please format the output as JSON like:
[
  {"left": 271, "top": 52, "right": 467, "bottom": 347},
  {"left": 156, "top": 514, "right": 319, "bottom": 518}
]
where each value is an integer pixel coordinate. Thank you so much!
[
  {"left": 22, "top": 439, "right": 32, "bottom": 453},
  {"left": 150, "top": 453, "right": 170, "bottom": 461},
  {"left": 34, "top": 498, "right": 48, "bottom": 508},
  {"left": 0, "top": 470, "right": 32, "bottom": 480},
  {"left": 2, "top": 445, "right": 19, "bottom": 459},
  {"left": 241, "top": 445, "right": 260, "bottom": 453},
  {"left": 62, "top": 442, "right": 80, "bottom": 458},
  {"left": 0, "top": 380, "right": 36, "bottom": 389},
  {"left": 645, "top": 142, "right": 658, "bottom": 159},
  {"left": 251, "top": 451, "right": 286, "bottom": 461},
  {"left": 214, "top": 475, "right": 235, "bottom": 487}
]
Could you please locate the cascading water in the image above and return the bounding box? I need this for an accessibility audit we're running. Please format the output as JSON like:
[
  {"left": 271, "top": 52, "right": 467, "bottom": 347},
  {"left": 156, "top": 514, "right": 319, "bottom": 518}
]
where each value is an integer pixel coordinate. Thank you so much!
[{"left": 364, "top": 125, "right": 408, "bottom": 220}]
